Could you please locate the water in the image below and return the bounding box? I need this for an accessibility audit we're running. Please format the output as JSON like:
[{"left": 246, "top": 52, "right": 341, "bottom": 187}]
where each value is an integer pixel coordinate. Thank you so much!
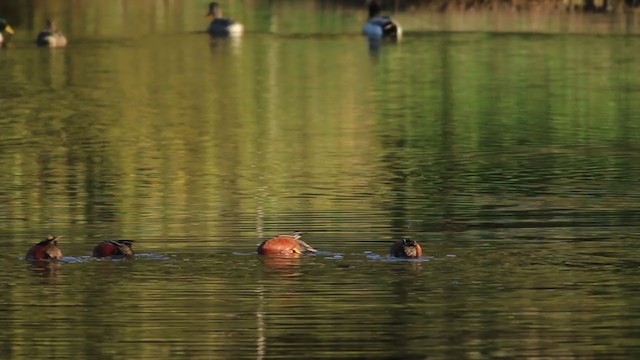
[{"left": 1, "top": 1, "right": 640, "bottom": 359}]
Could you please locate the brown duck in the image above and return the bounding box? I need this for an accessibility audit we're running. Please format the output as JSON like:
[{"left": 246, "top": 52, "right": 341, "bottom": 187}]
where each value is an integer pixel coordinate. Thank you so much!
[
  {"left": 26, "top": 234, "right": 63, "bottom": 260},
  {"left": 389, "top": 238, "right": 422, "bottom": 258},
  {"left": 257, "top": 232, "right": 317, "bottom": 256},
  {"left": 93, "top": 240, "right": 135, "bottom": 257}
]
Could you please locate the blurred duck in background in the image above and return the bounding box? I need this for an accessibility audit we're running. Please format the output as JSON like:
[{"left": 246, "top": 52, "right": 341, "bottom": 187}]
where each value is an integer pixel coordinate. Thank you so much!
[
  {"left": 0, "top": 18, "right": 15, "bottom": 45},
  {"left": 36, "top": 19, "right": 67, "bottom": 47},
  {"left": 362, "top": 0, "right": 402, "bottom": 41},
  {"left": 206, "top": 2, "right": 243, "bottom": 37}
]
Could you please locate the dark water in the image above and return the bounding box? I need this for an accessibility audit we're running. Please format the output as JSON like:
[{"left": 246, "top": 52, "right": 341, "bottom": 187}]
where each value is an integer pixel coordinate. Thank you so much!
[{"left": 1, "top": 1, "right": 640, "bottom": 359}]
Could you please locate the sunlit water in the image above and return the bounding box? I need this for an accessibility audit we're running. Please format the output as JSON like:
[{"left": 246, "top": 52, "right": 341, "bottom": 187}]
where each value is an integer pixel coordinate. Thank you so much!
[{"left": 1, "top": 1, "right": 640, "bottom": 359}]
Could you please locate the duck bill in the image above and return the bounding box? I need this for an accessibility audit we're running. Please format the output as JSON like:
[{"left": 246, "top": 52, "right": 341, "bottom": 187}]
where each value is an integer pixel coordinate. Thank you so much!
[{"left": 5, "top": 24, "right": 14, "bottom": 35}]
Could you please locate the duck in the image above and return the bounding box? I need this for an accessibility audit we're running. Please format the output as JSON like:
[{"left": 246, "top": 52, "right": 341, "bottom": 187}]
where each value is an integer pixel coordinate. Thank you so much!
[
  {"left": 362, "top": 0, "right": 402, "bottom": 41},
  {"left": 36, "top": 19, "right": 67, "bottom": 48},
  {"left": 0, "top": 18, "right": 15, "bottom": 45},
  {"left": 389, "top": 238, "right": 422, "bottom": 258},
  {"left": 206, "top": 2, "right": 243, "bottom": 37},
  {"left": 93, "top": 240, "right": 135, "bottom": 258},
  {"left": 26, "top": 234, "right": 63, "bottom": 260},
  {"left": 257, "top": 231, "right": 317, "bottom": 256}
]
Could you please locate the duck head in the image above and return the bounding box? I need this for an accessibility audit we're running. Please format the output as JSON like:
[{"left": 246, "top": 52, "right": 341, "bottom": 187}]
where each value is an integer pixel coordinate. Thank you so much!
[
  {"left": 207, "top": 2, "right": 222, "bottom": 19},
  {"left": 45, "top": 19, "right": 56, "bottom": 31},
  {"left": 368, "top": 1, "right": 382, "bottom": 19},
  {"left": 0, "top": 18, "right": 15, "bottom": 35}
]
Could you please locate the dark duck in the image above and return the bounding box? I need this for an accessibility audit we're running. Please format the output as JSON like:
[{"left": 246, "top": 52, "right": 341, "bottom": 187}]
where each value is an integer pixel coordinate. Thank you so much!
[
  {"left": 206, "top": 2, "right": 243, "bottom": 37},
  {"left": 389, "top": 238, "right": 422, "bottom": 259},
  {"left": 362, "top": 0, "right": 402, "bottom": 41}
]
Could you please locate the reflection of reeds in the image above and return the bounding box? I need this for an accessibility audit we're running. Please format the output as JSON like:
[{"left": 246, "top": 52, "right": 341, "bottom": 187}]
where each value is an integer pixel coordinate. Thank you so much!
[
  {"left": 256, "top": 285, "right": 266, "bottom": 360},
  {"left": 2, "top": 14, "right": 638, "bottom": 241}
]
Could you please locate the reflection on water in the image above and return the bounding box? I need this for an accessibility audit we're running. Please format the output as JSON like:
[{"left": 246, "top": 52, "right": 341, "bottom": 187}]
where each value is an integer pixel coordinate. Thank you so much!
[{"left": 1, "top": 0, "right": 640, "bottom": 359}]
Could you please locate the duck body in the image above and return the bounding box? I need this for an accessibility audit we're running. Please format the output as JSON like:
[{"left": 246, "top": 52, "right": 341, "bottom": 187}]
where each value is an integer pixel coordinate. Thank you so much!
[
  {"left": 389, "top": 238, "right": 422, "bottom": 258},
  {"left": 36, "top": 19, "right": 67, "bottom": 48},
  {"left": 208, "top": 18, "right": 243, "bottom": 37},
  {"left": 363, "top": 1, "right": 402, "bottom": 40},
  {"left": 257, "top": 232, "right": 317, "bottom": 256},
  {"left": 0, "top": 18, "right": 15, "bottom": 45},
  {"left": 363, "top": 17, "right": 401, "bottom": 40},
  {"left": 93, "top": 240, "right": 135, "bottom": 258},
  {"left": 207, "top": 2, "right": 243, "bottom": 37},
  {"left": 26, "top": 234, "right": 63, "bottom": 260}
]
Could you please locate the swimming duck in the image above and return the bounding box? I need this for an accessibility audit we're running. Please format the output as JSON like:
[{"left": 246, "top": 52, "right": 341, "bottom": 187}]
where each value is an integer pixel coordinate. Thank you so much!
[
  {"left": 257, "top": 232, "right": 317, "bottom": 256},
  {"left": 26, "top": 234, "right": 63, "bottom": 260},
  {"left": 362, "top": 1, "right": 402, "bottom": 40},
  {"left": 206, "top": 2, "right": 243, "bottom": 37},
  {"left": 93, "top": 240, "right": 135, "bottom": 258},
  {"left": 36, "top": 19, "right": 67, "bottom": 47},
  {"left": 389, "top": 238, "right": 422, "bottom": 258},
  {"left": 0, "top": 18, "right": 15, "bottom": 45}
]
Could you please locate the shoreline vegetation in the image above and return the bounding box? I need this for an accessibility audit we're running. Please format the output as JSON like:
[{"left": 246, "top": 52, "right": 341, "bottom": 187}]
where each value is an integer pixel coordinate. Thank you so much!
[
  {"left": 3, "top": 0, "right": 640, "bottom": 15},
  {"left": 344, "top": 0, "right": 640, "bottom": 13},
  {"left": 412, "top": 0, "right": 640, "bottom": 13}
]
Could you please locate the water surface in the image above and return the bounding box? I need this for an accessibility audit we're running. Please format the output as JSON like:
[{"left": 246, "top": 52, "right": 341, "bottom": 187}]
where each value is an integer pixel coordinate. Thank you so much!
[{"left": 1, "top": 1, "right": 640, "bottom": 359}]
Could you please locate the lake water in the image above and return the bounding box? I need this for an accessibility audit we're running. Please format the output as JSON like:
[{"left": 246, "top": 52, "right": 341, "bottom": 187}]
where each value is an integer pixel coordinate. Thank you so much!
[{"left": 1, "top": 1, "right": 640, "bottom": 359}]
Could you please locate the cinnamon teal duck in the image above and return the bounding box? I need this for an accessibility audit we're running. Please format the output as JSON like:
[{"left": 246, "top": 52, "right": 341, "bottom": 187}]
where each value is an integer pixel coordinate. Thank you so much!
[
  {"left": 92, "top": 240, "right": 135, "bottom": 258},
  {"left": 26, "top": 234, "right": 63, "bottom": 260},
  {"left": 257, "top": 232, "right": 317, "bottom": 256},
  {"left": 389, "top": 238, "right": 422, "bottom": 258}
]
